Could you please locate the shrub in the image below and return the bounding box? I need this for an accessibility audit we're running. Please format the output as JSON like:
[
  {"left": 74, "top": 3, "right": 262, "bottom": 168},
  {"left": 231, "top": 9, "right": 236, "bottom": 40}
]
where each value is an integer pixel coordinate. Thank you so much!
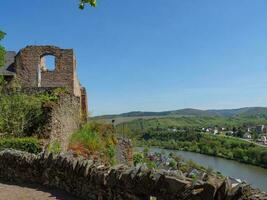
[
  {"left": 146, "top": 160, "right": 157, "bottom": 169},
  {"left": 47, "top": 140, "right": 62, "bottom": 154},
  {"left": 0, "top": 137, "right": 41, "bottom": 154},
  {"left": 70, "top": 126, "right": 103, "bottom": 152},
  {"left": 133, "top": 152, "right": 144, "bottom": 166},
  {"left": 69, "top": 121, "right": 117, "bottom": 165},
  {"left": 0, "top": 92, "right": 45, "bottom": 137},
  {"left": 168, "top": 159, "right": 177, "bottom": 169},
  {"left": 105, "top": 144, "right": 116, "bottom": 165}
]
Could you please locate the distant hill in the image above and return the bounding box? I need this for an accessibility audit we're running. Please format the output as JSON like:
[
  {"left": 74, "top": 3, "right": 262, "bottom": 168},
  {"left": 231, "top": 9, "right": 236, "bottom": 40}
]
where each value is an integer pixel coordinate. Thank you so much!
[{"left": 94, "top": 107, "right": 267, "bottom": 124}]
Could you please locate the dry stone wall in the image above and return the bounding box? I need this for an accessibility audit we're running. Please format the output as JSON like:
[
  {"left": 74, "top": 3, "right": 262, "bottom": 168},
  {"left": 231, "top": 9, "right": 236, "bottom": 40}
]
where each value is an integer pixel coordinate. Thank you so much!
[{"left": 0, "top": 150, "right": 266, "bottom": 200}]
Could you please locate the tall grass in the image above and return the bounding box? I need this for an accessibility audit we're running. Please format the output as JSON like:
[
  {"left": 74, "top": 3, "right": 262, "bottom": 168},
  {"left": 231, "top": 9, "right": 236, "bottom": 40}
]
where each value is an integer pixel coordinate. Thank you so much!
[
  {"left": 69, "top": 121, "right": 117, "bottom": 165},
  {"left": 70, "top": 123, "right": 103, "bottom": 152}
]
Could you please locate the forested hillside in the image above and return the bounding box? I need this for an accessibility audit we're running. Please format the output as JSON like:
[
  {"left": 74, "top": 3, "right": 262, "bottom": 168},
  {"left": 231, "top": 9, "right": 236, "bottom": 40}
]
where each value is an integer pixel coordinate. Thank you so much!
[{"left": 115, "top": 115, "right": 267, "bottom": 139}]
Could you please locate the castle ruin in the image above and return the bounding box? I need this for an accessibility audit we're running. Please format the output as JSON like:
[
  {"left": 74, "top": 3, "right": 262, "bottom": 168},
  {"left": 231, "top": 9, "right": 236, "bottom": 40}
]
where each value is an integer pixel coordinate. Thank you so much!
[{"left": 0, "top": 45, "right": 88, "bottom": 150}]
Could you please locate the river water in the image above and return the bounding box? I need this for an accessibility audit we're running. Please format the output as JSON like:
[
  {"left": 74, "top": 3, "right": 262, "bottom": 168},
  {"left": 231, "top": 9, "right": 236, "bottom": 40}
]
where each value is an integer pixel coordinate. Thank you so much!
[{"left": 137, "top": 147, "right": 267, "bottom": 192}]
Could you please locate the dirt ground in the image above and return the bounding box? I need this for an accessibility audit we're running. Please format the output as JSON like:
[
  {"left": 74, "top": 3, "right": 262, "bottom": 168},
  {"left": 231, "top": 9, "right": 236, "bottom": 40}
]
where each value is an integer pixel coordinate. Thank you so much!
[{"left": 0, "top": 182, "right": 81, "bottom": 200}]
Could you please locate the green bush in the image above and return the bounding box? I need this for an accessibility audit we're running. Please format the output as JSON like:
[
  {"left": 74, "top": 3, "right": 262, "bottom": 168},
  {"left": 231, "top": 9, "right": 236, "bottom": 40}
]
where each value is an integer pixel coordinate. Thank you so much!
[
  {"left": 0, "top": 31, "right": 5, "bottom": 68},
  {"left": 105, "top": 144, "right": 116, "bottom": 165},
  {"left": 47, "top": 140, "right": 62, "bottom": 154},
  {"left": 168, "top": 159, "right": 177, "bottom": 169},
  {"left": 0, "top": 92, "right": 45, "bottom": 136},
  {"left": 0, "top": 137, "right": 41, "bottom": 154},
  {"left": 133, "top": 152, "right": 144, "bottom": 166},
  {"left": 70, "top": 124, "right": 103, "bottom": 152},
  {"left": 0, "top": 85, "right": 68, "bottom": 137},
  {"left": 69, "top": 121, "right": 117, "bottom": 165}
]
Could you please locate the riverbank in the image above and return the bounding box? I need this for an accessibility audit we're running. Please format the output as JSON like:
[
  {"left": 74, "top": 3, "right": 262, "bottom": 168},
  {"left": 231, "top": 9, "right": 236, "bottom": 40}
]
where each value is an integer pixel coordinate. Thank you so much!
[
  {"left": 136, "top": 147, "right": 267, "bottom": 192},
  {"left": 137, "top": 132, "right": 267, "bottom": 168},
  {"left": 139, "top": 140, "right": 267, "bottom": 168}
]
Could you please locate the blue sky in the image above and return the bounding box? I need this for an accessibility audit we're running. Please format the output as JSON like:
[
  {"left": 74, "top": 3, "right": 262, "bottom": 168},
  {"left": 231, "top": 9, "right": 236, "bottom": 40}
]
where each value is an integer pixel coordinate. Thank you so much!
[{"left": 1, "top": 0, "right": 267, "bottom": 116}]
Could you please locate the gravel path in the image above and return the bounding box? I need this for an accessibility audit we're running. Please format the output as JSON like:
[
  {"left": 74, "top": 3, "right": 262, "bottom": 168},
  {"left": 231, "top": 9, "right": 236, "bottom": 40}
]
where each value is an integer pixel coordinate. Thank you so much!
[{"left": 0, "top": 182, "right": 81, "bottom": 200}]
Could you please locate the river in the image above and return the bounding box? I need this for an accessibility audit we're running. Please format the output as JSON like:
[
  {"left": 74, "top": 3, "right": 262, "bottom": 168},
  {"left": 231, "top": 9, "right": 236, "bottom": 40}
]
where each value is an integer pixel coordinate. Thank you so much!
[{"left": 137, "top": 147, "right": 267, "bottom": 192}]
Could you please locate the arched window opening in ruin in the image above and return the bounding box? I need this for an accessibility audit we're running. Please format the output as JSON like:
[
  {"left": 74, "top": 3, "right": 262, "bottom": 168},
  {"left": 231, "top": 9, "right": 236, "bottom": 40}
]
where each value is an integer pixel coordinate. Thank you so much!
[
  {"left": 40, "top": 55, "right": 56, "bottom": 71},
  {"left": 38, "top": 55, "right": 56, "bottom": 87}
]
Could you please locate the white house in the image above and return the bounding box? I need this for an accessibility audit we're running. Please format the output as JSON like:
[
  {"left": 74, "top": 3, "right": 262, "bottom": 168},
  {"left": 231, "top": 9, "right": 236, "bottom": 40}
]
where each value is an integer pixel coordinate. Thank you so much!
[
  {"left": 260, "top": 135, "right": 267, "bottom": 144},
  {"left": 243, "top": 132, "right": 252, "bottom": 140}
]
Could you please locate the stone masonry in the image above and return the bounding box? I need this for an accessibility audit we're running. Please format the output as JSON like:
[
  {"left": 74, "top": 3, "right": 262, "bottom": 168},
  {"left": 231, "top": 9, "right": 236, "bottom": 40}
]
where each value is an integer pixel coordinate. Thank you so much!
[
  {"left": 1, "top": 45, "right": 88, "bottom": 118},
  {"left": 0, "top": 45, "right": 88, "bottom": 150}
]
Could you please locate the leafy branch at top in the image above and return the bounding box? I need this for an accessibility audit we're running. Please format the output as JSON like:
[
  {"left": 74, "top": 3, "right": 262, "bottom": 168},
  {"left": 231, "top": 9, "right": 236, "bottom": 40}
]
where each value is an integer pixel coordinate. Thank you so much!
[
  {"left": 79, "top": 0, "right": 97, "bottom": 9},
  {"left": 0, "top": 31, "right": 6, "bottom": 68},
  {"left": 0, "top": 31, "right": 5, "bottom": 40}
]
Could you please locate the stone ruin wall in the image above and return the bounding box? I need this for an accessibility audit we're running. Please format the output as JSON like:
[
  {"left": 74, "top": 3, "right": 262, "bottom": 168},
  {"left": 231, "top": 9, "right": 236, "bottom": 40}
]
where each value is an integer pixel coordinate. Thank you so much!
[
  {"left": 5, "top": 45, "right": 89, "bottom": 150},
  {"left": 14, "top": 45, "right": 87, "bottom": 120},
  {"left": 116, "top": 138, "right": 133, "bottom": 165},
  {"left": 3, "top": 46, "right": 133, "bottom": 160},
  {"left": 48, "top": 94, "right": 81, "bottom": 151},
  {"left": 0, "top": 149, "right": 266, "bottom": 200},
  {"left": 17, "top": 87, "right": 81, "bottom": 151},
  {"left": 15, "top": 46, "right": 74, "bottom": 92}
]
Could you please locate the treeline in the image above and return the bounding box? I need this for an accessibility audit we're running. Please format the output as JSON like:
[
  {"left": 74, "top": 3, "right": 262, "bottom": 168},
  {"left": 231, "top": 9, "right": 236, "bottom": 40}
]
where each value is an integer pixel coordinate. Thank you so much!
[{"left": 139, "top": 130, "right": 267, "bottom": 168}]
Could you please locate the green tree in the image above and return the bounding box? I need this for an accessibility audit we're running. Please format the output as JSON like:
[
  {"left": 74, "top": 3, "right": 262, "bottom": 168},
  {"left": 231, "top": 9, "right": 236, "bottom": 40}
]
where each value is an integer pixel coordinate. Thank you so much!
[
  {"left": 0, "top": 31, "right": 5, "bottom": 68},
  {"left": 79, "top": 0, "right": 97, "bottom": 9}
]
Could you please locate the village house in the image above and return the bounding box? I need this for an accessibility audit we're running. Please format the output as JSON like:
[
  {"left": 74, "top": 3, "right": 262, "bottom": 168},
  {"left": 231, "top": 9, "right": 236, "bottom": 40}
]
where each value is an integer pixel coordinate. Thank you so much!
[{"left": 243, "top": 132, "right": 252, "bottom": 140}]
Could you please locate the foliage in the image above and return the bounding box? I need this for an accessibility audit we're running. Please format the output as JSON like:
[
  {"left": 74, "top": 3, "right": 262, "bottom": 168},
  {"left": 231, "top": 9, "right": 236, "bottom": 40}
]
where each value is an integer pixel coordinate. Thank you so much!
[
  {"left": 105, "top": 144, "right": 116, "bottom": 165},
  {"left": 36, "top": 92, "right": 59, "bottom": 103},
  {"left": 35, "top": 88, "right": 68, "bottom": 103},
  {"left": 0, "top": 137, "right": 41, "bottom": 154},
  {"left": 134, "top": 148, "right": 216, "bottom": 178},
  {"left": 70, "top": 125, "right": 103, "bottom": 152},
  {"left": 168, "top": 159, "right": 177, "bottom": 169},
  {"left": 139, "top": 131, "right": 267, "bottom": 168},
  {"left": 79, "top": 0, "right": 97, "bottom": 9},
  {"left": 146, "top": 160, "right": 157, "bottom": 169},
  {"left": 133, "top": 152, "right": 144, "bottom": 166},
  {"left": 47, "top": 140, "right": 62, "bottom": 154},
  {"left": 0, "top": 85, "right": 68, "bottom": 137},
  {"left": 116, "top": 116, "right": 267, "bottom": 140},
  {"left": 69, "top": 121, "right": 117, "bottom": 165},
  {"left": 118, "top": 115, "right": 267, "bottom": 167},
  {"left": 0, "top": 30, "right": 5, "bottom": 68},
  {"left": 0, "top": 92, "right": 45, "bottom": 136}
]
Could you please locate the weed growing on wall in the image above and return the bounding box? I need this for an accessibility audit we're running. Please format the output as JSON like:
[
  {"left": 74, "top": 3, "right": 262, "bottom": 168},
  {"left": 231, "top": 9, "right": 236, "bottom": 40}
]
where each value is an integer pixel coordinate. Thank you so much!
[{"left": 47, "top": 140, "right": 62, "bottom": 154}]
